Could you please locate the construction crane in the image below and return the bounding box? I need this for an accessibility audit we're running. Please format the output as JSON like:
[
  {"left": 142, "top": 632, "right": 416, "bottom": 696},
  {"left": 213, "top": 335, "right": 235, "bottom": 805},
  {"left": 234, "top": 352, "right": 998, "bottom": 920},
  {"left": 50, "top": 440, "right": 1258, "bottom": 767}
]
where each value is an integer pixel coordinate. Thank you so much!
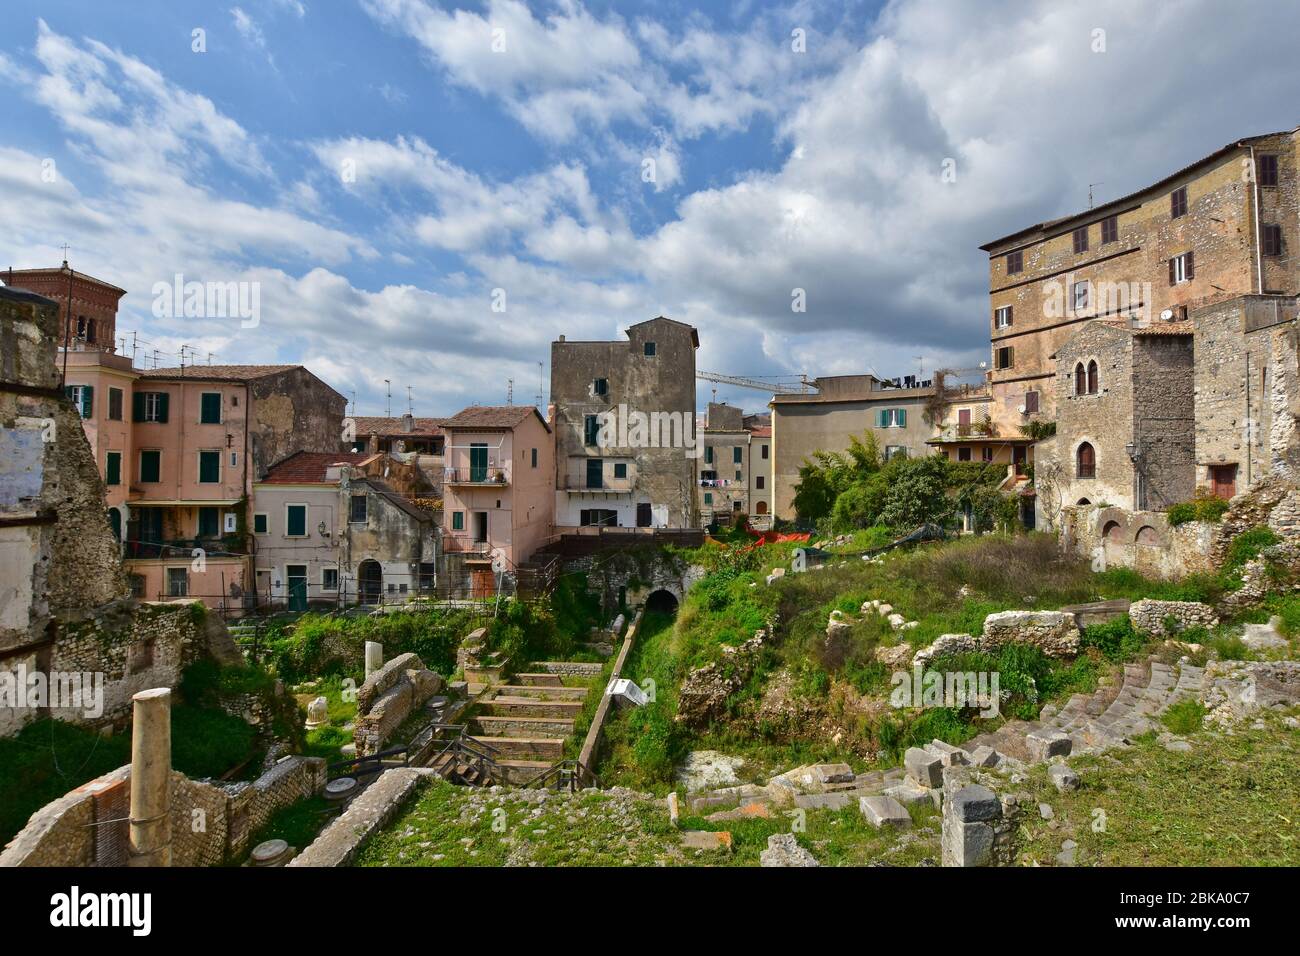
[{"left": 696, "top": 370, "right": 811, "bottom": 394}]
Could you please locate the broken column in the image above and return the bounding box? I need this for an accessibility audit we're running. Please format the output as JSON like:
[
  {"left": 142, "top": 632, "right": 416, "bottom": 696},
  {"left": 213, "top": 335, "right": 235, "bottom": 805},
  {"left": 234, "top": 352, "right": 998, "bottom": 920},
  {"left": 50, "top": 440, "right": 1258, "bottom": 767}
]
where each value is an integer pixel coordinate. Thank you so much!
[
  {"left": 941, "top": 783, "right": 1001, "bottom": 867},
  {"left": 364, "top": 641, "right": 383, "bottom": 679},
  {"left": 128, "top": 687, "right": 172, "bottom": 867}
]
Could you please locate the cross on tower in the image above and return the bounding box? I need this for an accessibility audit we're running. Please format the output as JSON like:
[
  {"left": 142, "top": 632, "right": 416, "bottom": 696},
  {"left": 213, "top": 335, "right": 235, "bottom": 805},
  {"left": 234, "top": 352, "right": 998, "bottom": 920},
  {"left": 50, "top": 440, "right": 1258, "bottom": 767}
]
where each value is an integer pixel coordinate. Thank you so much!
[{"left": 60, "top": 243, "right": 70, "bottom": 263}]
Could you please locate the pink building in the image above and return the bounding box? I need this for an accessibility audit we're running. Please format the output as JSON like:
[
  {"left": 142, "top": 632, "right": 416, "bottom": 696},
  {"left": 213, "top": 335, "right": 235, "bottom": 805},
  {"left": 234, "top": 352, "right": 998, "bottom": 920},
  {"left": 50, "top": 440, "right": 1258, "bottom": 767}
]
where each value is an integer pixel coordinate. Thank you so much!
[{"left": 440, "top": 406, "right": 554, "bottom": 592}]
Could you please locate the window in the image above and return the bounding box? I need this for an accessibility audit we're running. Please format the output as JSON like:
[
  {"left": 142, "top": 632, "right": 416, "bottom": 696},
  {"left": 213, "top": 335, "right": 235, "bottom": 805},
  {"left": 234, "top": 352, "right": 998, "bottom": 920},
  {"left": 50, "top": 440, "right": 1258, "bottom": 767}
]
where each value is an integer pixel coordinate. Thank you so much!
[
  {"left": 1087, "top": 360, "right": 1099, "bottom": 395},
  {"left": 756, "top": 476, "right": 765, "bottom": 490},
  {"left": 735, "top": 469, "right": 742, "bottom": 481},
  {"left": 644, "top": 341, "right": 656, "bottom": 356},
  {"left": 733, "top": 447, "right": 743, "bottom": 463},
  {"left": 531, "top": 447, "right": 538, "bottom": 468},
  {"left": 1076, "top": 442, "right": 1096, "bottom": 479},
  {"left": 1262, "top": 224, "right": 1283, "bottom": 258},
  {"left": 253, "top": 513, "right": 268, "bottom": 535},
  {"left": 1006, "top": 250, "right": 1023, "bottom": 275},
  {"left": 230, "top": 451, "right": 237, "bottom": 468},
  {"left": 1101, "top": 215, "right": 1118, "bottom": 244},
  {"left": 200, "top": 392, "right": 222, "bottom": 424},
  {"left": 703, "top": 492, "right": 713, "bottom": 505},
  {"left": 1072, "top": 280, "right": 1090, "bottom": 313},
  {"left": 613, "top": 462, "right": 627, "bottom": 479},
  {"left": 105, "top": 451, "right": 121, "bottom": 486},
  {"left": 323, "top": 568, "right": 338, "bottom": 591},
  {"left": 884, "top": 446, "right": 907, "bottom": 461},
  {"left": 1170, "top": 186, "right": 1188, "bottom": 218},
  {"left": 349, "top": 494, "right": 368, "bottom": 523},
  {"left": 1169, "top": 251, "right": 1195, "bottom": 285},
  {"left": 958, "top": 447, "right": 972, "bottom": 462},
  {"left": 761, "top": 444, "right": 769, "bottom": 460},
  {"left": 580, "top": 508, "right": 617, "bottom": 527},
  {"left": 139, "top": 450, "right": 161, "bottom": 483},
  {"left": 1024, "top": 390, "right": 1040, "bottom": 414},
  {"left": 995, "top": 346, "right": 1014, "bottom": 370},
  {"left": 583, "top": 414, "right": 600, "bottom": 447},
  {"left": 704, "top": 446, "right": 714, "bottom": 464},
  {"left": 981, "top": 446, "right": 994, "bottom": 463},
  {"left": 198, "top": 507, "right": 219, "bottom": 538},
  {"left": 1075, "top": 362, "right": 1086, "bottom": 395},
  {"left": 166, "top": 568, "right": 188, "bottom": 598},
  {"left": 286, "top": 504, "right": 307, "bottom": 537},
  {"left": 134, "top": 392, "right": 169, "bottom": 423},
  {"left": 65, "top": 384, "right": 93, "bottom": 418},
  {"left": 586, "top": 458, "right": 603, "bottom": 489},
  {"left": 1258, "top": 154, "right": 1279, "bottom": 187},
  {"left": 198, "top": 450, "right": 220, "bottom": 484},
  {"left": 108, "top": 387, "right": 123, "bottom": 421},
  {"left": 593, "top": 378, "right": 608, "bottom": 396},
  {"left": 877, "top": 408, "right": 907, "bottom": 428},
  {"left": 452, "top": 511, "right": 464, "bottom": 531},
  {"left": 995, "top": 306, "right": 1013, "bottom": 329},
  {"left": 1072, "top": 226, "right": 1088, "bottom": 254}
]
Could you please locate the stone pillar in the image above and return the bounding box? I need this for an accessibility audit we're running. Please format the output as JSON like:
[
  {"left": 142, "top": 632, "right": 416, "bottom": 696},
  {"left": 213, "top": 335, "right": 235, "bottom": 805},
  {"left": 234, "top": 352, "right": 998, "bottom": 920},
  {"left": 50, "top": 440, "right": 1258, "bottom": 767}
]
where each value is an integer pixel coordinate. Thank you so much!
[
  {"left": 941, "top": 784, "right": 1001, "bottom": 867},
  {"left": 128, "top": 687, "right": 172, "bottom": 867},
  {"left": 365, "top": 641, "right": 383, "bottom": 678}
]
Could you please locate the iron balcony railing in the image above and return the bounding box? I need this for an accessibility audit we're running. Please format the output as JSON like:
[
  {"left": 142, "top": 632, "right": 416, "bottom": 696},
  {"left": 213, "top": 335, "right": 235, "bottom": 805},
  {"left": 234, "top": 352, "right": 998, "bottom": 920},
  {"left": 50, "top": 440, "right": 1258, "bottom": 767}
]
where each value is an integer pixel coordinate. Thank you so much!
[{"left": 443, "top": 466, "right": 510, "bottom": 485}]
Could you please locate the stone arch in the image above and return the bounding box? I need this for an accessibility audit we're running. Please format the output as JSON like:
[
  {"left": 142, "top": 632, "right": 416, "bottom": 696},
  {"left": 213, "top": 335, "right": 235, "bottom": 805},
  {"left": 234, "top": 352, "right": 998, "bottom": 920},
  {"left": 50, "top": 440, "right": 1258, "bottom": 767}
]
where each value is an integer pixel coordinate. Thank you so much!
[
  {"left": 1087, "top": 359, "right": 1099, "bottom": 394},
  {"left": 1076, "top": 497, "right": 1092, "bottom": 505},
  {"left": 1102, "top": 520, "right": 1123, "bottom": 541},
  {"left": 1074, "top": 361, "right": 1087, "bottom": 395},
  {"left": 645, "top": 588, "right": 679, "bottom": 615},
  {"left": 1134, "top": 525, "right": 1160, "bottom": 546},
  {"left": 358, "top": 559, "right": 382, "bottom": 604}
]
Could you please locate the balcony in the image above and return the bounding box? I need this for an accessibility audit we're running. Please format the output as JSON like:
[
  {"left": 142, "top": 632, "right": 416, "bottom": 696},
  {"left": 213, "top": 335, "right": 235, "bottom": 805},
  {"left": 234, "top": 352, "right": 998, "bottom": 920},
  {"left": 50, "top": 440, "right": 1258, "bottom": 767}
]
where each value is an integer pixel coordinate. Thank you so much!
[
  {"left": 443, "top": 466, "right": 510, "bottom": 486},
  {"left": 560, "top": 474, "right": 634, "bottom": 493},
  {"left": 125, "top": 536, "right": 249, "bottom": 559}
]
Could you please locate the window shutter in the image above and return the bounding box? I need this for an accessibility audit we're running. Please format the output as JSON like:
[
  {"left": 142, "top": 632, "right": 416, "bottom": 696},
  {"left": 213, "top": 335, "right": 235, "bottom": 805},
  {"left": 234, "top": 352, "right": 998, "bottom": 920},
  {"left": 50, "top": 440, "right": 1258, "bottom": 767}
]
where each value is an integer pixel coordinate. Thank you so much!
[
  {"left": 897, "top": 408, "right": 906, "bottom": 427},
  {"left": 1185, "top": 251, "right": 1194, "bottom": 280},
  {"left": 1169, "top": 258, "right": 1176, "bottom": 286},
  {"left": 876, "top": 409, "right": 886, "bottom": 428},
  {"left": 133, "top": 392, "right": 146, "bottom": 422},
  {"left": 81, "top": 386, "right": 93, "bottom": 418},
  {"left": 156, "top": 393, "right": 170, "bottom": 423}
]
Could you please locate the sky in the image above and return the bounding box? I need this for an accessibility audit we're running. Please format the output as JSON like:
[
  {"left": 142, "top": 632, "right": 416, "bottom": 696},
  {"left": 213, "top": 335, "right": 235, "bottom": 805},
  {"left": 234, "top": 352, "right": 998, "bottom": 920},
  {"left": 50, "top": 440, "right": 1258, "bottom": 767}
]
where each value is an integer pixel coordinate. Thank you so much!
[{"left": 1, "top": 0, "right": 1298, "bottom": 418}]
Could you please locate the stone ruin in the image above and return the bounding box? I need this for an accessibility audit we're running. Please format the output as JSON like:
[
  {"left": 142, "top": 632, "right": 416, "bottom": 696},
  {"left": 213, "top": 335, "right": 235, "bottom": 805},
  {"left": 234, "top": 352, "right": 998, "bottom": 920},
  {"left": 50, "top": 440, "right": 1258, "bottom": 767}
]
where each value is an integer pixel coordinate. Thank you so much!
[{"left": 352, "top": 651, "right": 444, "bottom": 757}]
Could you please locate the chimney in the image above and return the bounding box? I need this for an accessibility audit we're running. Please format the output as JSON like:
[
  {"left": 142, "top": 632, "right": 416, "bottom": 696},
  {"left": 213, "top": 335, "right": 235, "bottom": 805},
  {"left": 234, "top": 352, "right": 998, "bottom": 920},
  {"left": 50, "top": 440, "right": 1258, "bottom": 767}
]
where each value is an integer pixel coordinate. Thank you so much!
[{"left": 402, "top": 412, "right": 414, "bottom": 433}]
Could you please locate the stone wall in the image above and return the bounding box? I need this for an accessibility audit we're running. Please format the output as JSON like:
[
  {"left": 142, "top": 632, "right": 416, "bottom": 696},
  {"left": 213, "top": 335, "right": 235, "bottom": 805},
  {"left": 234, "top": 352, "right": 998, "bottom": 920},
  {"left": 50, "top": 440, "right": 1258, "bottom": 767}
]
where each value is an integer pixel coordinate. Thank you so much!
[
  {"left": 1128, "top": 599, "right": 1219, "bottom": 636},
  {"left": 0, "top": 755, "right": 326, "bottom": 867},
  {"left": 1059, "top": 503, "right": 1218, "bottom": 580},
  {"left": 352, "top": 652, "right": 443, "bottom": 757}
]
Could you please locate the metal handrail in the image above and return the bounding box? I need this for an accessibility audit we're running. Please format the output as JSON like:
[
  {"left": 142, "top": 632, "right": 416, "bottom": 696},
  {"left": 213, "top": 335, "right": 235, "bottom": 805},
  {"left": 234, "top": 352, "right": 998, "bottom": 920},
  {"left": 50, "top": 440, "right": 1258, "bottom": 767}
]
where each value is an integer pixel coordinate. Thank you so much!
[{"left": 520, "top": 758, "right": 600, "bottom": 792}]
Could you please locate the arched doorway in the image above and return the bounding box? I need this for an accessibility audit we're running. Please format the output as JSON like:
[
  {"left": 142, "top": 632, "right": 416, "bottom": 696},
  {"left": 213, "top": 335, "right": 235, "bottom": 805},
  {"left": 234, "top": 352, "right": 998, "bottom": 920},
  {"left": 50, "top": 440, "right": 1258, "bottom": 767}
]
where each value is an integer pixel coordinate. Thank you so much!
[
  {"left": 358, "top": 560, "right": 382, "bottom": 605},
  {"left": 107, "top": 508, "right": 122, "bottom": 539},
  {"left": 755, "top": 501, "right": 768, "bottom": 515},
  {"left": 645, "top": 589, "right": 679, "bottom": 615}
]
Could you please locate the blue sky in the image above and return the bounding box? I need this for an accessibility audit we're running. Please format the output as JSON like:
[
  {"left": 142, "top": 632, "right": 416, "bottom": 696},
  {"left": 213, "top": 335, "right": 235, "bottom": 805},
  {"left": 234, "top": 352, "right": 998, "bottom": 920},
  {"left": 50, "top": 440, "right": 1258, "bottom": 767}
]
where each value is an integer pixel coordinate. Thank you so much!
[{"left": 2, "top": 0, "right": 1298, "bottom": 417}]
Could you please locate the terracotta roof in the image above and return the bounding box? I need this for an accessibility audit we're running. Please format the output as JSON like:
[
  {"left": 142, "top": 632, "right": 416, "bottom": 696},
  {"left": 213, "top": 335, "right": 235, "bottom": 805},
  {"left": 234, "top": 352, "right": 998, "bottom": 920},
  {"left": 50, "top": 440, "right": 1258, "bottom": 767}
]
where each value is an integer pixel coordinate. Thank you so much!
[
  {"left": 3, "top": 265, "right": 127, "bottom": 295},
  {"left": 353, "top": 415, "right": 445, "bottom": 436},
  {"left": 261, "top": 451, "right": 376, "bottom": 484},
  {"left": 747, "top": 425, "right": 772, "bottom": 437},
  {"left": 1100, "top": 319, "right": 1194, "bottom": 336},
  {"left": 136, "top": 363, "right": 300, "bottom": 381},
  {"left": 442, "top": 405, "right": 550, "bottom": 432}
]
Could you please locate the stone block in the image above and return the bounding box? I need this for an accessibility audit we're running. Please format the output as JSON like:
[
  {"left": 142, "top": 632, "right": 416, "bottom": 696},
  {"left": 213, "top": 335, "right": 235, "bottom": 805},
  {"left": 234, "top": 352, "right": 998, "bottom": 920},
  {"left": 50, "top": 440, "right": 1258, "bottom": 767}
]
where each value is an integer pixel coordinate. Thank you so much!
[
  {"left": 860, "top": 795, "right": 911, "bottom": 829},
  {"left": 969, "top": 745, "right": 1000, "bottom": 767},
  {"left": 680, "top": 830, "right": 732, "bottom": 851},
  {"left": 884, "top": 783, "right": 932, "bottom": 808},
  {"left": 1048, "top": 763, "right": 1080, "bottom": 793},
  {"left": 904, "top": 747, "right": 943, "bottom": 788},
  {"left": 947, "top": 784, "right": 1001, "bottom": 823},
  {"left": 928, "top": 739, "right": 969, "bottom": 766},
  {"left": 813, "top": 763, "right": 855, "bottom": 785},
  {"left": 1025, "top": 730, "right": 1072, "bottom": 762},
  {"left": 760, "top": 833, "right": 819, "bottom": 867}
]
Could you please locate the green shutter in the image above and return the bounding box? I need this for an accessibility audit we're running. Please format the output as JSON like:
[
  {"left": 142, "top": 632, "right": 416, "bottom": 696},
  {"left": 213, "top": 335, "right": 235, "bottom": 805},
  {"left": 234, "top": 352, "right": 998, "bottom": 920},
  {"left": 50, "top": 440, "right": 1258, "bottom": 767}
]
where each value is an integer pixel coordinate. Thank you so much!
[
  {"left": 81, "top": 385, "right": 93, "bottom": 418},
  {"left": 199, "top": 451, "right": 219, "bottom": 483},
  {"left": 254, "top": 513, "right": 268, "bottom": 534},
  {"left": 133, "top": 392, "right": 146, "bottom": 422},
  {"left": 198, "top": 507, "right": 219, "bottom": 538},
  {"left": 200, "top": 393, "right": 221, "bottom": 424},
  {"left": 156, "top": 393, "right": 169, "bottom": 423},
  {"left": 896, "top": 408, "right": 906, "bottom": 428},
  {"left": 140, "top": 450, "right": 160, "bottom": 483},
  {"left": 452, "top": 511, "right": 464, "bottom": 531},
  {"left": 105, "top": 452, "right": 121, "bottom": 486},
  {"left": 875, "top": 409, "right": 886, "bottom": 428},
  {"left": 287, "top": 505, "right": 306, "bottom": 537}
]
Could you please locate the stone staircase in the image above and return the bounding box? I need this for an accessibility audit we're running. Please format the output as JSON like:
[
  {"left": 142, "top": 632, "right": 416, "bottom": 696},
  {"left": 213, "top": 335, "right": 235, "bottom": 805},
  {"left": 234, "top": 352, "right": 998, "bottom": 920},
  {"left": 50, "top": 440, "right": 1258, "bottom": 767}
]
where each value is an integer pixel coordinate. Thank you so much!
[{"left": 465, "top": 662, "right": 604, "bottom": 785}]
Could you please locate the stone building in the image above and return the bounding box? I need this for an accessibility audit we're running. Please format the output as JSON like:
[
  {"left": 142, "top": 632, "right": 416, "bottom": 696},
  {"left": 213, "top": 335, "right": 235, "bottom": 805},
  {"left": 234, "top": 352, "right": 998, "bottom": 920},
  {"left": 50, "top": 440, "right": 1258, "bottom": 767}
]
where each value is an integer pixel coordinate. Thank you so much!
[
  {"left": 745, "top": 413, "right": 773, "bottom": 523},
  {"left": 697, "top": 403, "right": 774, "bottom": 526},
  {"left": 551, "top": 316, "right": 699, "bottom": 529},
  {"left": 3, "top": 261, "right": 127, "bottom": 354},
  {"left": 980, "top": 127, "right": 1299, "bottom": 444},
  {"left": 1049, "top": 319, "right": 1196, "bottom": 513},
  {"left": 338, "top": 473, "right": 438, "bottom": 605},
  {"left": 1, "top": 285, "right": 238, "bottom": 738},
  {"left": 769, "top": 373, "right": 936, "bottom": 520}
]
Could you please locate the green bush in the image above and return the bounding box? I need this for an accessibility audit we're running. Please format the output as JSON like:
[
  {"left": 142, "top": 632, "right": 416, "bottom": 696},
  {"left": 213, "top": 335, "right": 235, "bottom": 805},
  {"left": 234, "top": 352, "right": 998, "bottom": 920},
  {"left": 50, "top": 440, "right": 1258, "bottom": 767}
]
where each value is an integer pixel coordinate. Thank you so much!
[
  {"left": 1161, "top": 697, "right": 1207, "bottom": 734},
  {"left": 1081, "top": 616, "right": 1148, "bottom": 662},
  {"left": 1166, "top": 495, "right": 1230, "bottom": 526}
]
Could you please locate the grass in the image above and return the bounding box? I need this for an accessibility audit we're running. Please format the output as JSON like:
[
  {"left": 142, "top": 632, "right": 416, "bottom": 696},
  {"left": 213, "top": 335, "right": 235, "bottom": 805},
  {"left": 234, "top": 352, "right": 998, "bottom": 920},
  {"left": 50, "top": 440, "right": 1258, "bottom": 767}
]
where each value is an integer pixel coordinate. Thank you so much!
[
  {"left": 1018, "top": 712, "right": 1299, "bottom": 866},
  {"left": 1160, "top": 697, "right": 1207, "bottom": 734},
  {"left": 354, "top": 775, "right": 939, "bottom": 867},
  {"left": 298, "top": 675, "right": 359, "bottom": 765},
  {"left": 241, "top": 795, "right": 332, "bottom": 860}
]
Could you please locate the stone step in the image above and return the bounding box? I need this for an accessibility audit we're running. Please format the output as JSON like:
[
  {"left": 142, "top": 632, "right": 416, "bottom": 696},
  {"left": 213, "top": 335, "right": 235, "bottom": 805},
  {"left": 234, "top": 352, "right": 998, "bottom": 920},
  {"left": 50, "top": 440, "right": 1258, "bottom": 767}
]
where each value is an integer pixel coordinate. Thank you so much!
[
  {"left": 515, "top": 673, "right": 565, "bottom": 687},
  {"left": 472, "top": 715, "right": 575, "bottom": 738},
  {"left": 494, "top": 684, "right": 589, "bottom": 700},
  {"left": 532, "top": 661, "right": 604, "bottom": 677},
  {"left": 469, "top": 735, "right": 563, "bottom": 759},
  {"left": 481, "top": 697, "right": 584, "bottom": 719}
]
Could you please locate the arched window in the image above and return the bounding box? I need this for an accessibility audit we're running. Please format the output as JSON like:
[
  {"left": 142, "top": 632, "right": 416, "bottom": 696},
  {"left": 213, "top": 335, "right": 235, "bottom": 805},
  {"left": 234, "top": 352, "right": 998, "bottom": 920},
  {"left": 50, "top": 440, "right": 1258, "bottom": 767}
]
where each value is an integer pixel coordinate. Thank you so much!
[
  {"left": 1077, "top": 442, "right": 1096, "bottom": 479},
  {"left": 1074, "top": 362, "right": 1086, "bottom": 395},
  {"left": 1087, "top": 360, "right": 1099, "bottom": 394}
]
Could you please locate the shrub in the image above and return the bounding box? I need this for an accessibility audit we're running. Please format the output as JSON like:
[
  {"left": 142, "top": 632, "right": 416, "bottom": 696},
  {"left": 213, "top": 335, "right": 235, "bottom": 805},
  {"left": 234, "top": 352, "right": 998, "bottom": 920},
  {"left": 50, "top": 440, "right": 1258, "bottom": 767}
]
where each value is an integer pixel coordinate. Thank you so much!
[
  {"left": 1161, "top": 697, "right": 1207, "bottom": 734},
  {"left": 1080, "top": 616, "right": 1147, "bottom": 662},
  {"left": 1166, "top": 494, "right": 1231, "bottom": 527}
]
